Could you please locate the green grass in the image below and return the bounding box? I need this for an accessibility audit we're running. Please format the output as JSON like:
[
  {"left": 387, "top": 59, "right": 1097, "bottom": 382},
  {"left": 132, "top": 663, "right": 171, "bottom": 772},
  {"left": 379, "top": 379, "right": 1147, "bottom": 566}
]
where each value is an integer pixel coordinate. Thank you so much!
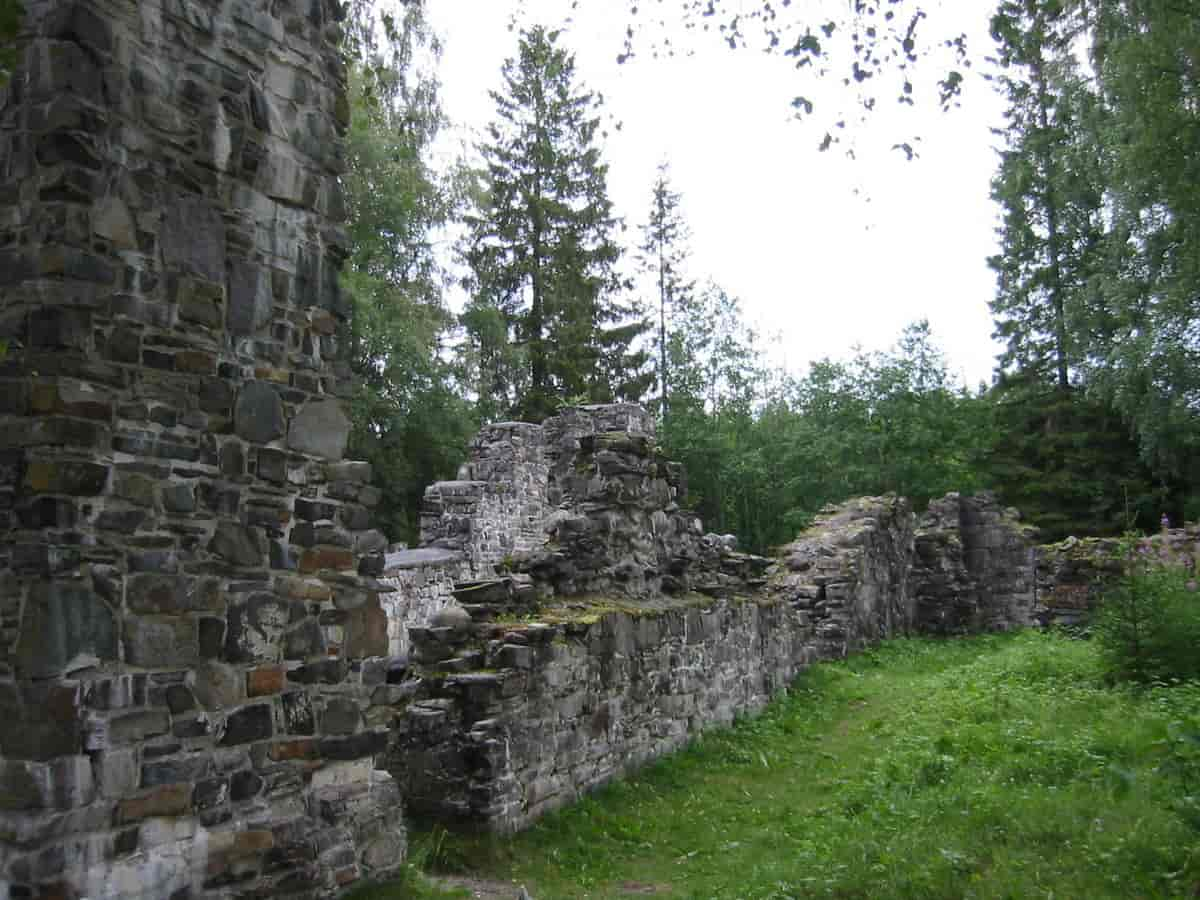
[{"left": 378, "top": 632, "right": 1200, "bottom": 898}]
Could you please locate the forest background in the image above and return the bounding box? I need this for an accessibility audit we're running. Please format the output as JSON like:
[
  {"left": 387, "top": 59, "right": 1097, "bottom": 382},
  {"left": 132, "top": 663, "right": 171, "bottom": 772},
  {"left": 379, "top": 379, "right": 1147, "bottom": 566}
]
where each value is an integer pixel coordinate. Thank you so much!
[
  {"left": 4, "top": 0, "right": 1184, "bottom": 551},
  {"left": 334, "top": 0, "right": 1200, "bottom": 553}
]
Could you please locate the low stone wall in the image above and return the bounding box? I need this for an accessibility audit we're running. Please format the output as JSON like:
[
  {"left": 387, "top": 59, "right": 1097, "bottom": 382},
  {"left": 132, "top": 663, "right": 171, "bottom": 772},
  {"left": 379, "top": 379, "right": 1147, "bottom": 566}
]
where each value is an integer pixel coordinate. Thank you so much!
[
  {"left": 391, "top": 595, "right": 815, "bottom": 833},
  {"left": 1035, "top": 526, "right": 1199, "bottom": 626},
  {"left": 388, "top": 493, "right": 1039, "bottom": 833}
]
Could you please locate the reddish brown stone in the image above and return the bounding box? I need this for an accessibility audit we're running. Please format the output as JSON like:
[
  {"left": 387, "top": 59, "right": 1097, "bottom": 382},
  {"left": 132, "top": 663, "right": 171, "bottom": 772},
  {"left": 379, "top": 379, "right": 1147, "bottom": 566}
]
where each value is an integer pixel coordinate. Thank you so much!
[
  {"left": 30, "top": 381, "right": 112, "bottom": 420},
  {"left": 175, "top": 350, "right": 216, "bottom": 374},
  {"left": 116, "top": 783, "right": 191, "bottom": 823},
  {"left": 246, "top": 665, "right": 286, "bottom": 697},
  {"left": 206, "top": 828, "right": 276, "bottom": 876},
  {"left": 267, "top": 738, "right": 318, "bottom": 761},
  {"left": 298, "top": 547, "right": 354, "bottom": 574},
  {"left": 345, "top": 598, "right": 387, "bottom": 659},
  {"left": 310, "top": 311, "right": 337, "bottom": 335}
]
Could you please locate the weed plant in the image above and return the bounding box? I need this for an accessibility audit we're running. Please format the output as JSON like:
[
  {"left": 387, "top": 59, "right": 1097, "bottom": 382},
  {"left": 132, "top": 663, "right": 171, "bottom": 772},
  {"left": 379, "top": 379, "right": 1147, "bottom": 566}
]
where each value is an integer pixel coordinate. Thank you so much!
[{"left": 379, "top": 632, "right": 1199, "bottom": 898}]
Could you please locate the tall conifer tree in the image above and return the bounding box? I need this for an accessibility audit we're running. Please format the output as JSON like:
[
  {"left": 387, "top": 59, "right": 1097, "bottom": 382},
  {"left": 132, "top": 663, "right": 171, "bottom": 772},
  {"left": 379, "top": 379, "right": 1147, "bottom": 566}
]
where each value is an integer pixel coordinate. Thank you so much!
[
  {"left": 638, "top": 162, "right": 694, "bottom": 423},
  {"left": 462, "top": 26, "right": 649, "bottom": 423},
  {"left": 988, "top": 0, "right": 1103, "bottom": 391}
]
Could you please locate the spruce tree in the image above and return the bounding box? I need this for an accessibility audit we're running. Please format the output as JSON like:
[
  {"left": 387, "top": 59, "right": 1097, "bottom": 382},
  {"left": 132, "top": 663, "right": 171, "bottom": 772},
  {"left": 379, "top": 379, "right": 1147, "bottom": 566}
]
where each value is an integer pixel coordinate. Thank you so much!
[
  {"left": 987, "top": 0, "right": 1104, "bottom": 391},
  {"left": 637, "top": 162, "right": 694, "bottom": 423},
  {"left": 462, "top": 26, "right": 650, "bottom": 423}
]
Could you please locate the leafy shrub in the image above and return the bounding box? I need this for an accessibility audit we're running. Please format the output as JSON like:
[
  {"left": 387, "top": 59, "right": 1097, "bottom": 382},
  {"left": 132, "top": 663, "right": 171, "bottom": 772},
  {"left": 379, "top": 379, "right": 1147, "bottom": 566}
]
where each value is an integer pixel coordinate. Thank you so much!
[{"left": 1094, "top": 539, "right": 1200, "bottom": 683}]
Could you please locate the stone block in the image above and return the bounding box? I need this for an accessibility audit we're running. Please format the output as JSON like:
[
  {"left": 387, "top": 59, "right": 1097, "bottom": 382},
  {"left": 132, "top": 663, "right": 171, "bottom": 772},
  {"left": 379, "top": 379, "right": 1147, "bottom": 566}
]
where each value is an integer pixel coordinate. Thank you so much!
[
  {"left": 298, "top": 546, "right": 354, "bottom": 573},
  {"left": 247, "top": 665, "right": 286, "bottom": 697},
  {"left": 124, "top": 616, "right": 199, "bottom": 668},
  {"left": 141, "top": 754, "right": 213, "bottom": 788},
  {"left": 210, "top": 520, "right": 266, "bottom": 567},
  {"left": 162, "top": 482, "right": 197, "bottom": 514},
  {"left": 234, "top": 381, "right": 286, "bottom": 444},
  {"left": 94, "top": 748, "right": 139, "bottom": 799},
  {"left": 117, "top": 783, "right": 192, "bottom": 823},
  {"left": 230, "top": 769, "right": 263, "bottom": 802},
  {"left": 321, "top": 697, "right": 360, "bottom": 735},
  {"left": 108, "top": 710, "right": 170, "bottom": 745},
  {"left": 0, "top": 760, "right": 48, "bottom": 811},
  {"left": 344, "top": 599, "right": 387, "bottom": 659},
  {"left": 193, "top": 661, "right": 243, "bottom": 712},
  {"left": 14, "top": 581, "right": 117, "bottom": 679},
  {"left": 228, "top": 258, "right": 273, "bottom": 335},
  {"left": 126, "top": 574, "right": 200, "bottom": 614},
  {"left": 219, "top": 704, "right": 274, "bottom": 746},
  {"left": 287, "top": 398, "right": 350, "bottom": 461},
  {"left": 162, "top": 194, "right": 226, "bottom": 283},
  {"left": 23, "top": 459, "right": 108, "bottom": 495}
]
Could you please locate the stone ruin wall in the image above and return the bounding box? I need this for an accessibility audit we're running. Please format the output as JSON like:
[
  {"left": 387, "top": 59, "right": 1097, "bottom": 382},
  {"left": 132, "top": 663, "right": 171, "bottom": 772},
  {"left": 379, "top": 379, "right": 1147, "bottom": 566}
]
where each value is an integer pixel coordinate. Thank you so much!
[
  {"left": 387, "top": 440, "right": 1042, "bottom": 833},
  {"left": 0, "top": 3, "right": 405, "bottom": 898},
  {"left": 1036, "top": 525, "right": 1200, "bottom": 627}
]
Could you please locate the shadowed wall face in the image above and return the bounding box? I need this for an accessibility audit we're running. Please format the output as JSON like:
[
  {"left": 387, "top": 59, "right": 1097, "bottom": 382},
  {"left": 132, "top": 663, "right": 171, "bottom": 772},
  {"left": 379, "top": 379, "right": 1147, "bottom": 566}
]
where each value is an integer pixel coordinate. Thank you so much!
[{"left": 0, "top": 2, "right": 404, "bottom": 897}]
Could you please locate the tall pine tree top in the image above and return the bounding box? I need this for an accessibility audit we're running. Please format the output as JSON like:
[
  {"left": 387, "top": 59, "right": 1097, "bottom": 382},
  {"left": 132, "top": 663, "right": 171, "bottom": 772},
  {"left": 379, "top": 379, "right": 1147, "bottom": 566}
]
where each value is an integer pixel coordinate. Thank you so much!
[{"left": 462, "top": 26, "right": 649, "bottom": 423}]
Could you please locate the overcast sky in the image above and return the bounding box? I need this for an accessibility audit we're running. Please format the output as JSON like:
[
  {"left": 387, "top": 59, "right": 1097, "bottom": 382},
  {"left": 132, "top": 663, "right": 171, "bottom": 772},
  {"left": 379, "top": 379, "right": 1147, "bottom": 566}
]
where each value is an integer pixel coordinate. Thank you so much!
[{"left": 425, "top": 0, "right": 1008, "bottom": 388}]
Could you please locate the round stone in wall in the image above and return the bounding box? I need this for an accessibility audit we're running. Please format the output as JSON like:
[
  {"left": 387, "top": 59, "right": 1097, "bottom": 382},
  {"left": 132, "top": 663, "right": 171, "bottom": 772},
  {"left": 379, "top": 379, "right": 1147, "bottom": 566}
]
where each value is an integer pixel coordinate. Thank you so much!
[{"left": 287, "top": 398, "right": 350, "bottom": 460}]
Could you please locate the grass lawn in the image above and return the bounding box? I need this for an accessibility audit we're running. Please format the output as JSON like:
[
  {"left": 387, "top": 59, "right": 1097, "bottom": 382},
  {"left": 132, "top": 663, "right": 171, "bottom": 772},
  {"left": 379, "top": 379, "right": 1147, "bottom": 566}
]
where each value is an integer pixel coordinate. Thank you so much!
[{"left": 355, "top": 631, "right": 1200, "bottom": 899}]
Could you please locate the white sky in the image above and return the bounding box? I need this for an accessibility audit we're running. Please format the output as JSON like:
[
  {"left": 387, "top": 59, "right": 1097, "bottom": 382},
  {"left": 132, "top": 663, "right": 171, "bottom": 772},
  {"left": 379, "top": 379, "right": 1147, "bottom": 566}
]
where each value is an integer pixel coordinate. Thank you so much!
[{"left": 425, "top": 0, "right": 1008, "bottom": 388}]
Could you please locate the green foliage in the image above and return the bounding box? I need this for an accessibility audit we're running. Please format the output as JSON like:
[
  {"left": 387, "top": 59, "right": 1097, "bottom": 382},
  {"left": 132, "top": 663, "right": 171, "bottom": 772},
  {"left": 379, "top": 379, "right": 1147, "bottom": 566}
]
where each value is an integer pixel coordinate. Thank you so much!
[
  {"left": 981, "top": 374, "right": 1165, "bottom": 539},
  {"left": 988, "top": 0, "right": 1102, "bottom": 391},
  {"left": 0, "top": 0, "right": 22, "bottom": 85},
  {"left": 1094, "top": 538, "right": 1200, "bottom": 684},
  {"left": 657, "top": 315, "right": 991, "bottom": 554},
  {"left": 373, "top": 633, "right": 1200, "bottom": 899},
  {"left": 461, "top": 26, "right": 651, "bottom": 423},
  {"left": 985, "top": 0, "right": 1200, "bottom": 517},
  {"left": 341, "top": 1, "right": 476, "bottom": 543}
]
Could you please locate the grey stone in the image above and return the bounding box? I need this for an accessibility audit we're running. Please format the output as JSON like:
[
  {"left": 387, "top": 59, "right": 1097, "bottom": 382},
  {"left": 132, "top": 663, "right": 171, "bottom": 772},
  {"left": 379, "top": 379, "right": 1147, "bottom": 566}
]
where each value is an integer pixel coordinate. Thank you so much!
[
  {"left": 228, "top": 259, "right": 273, "bottom": 335},
  {"left": 162, "top": 193, "right": 226, "bottom": 283},
  {"left": 321, "top": 697, "right": 360, "bottom": 735},
  {"left": 123, "top": 617, "right": 198, "bottom": 668},
  {"left": 126, "top": 574, "right": 197, "bottom": 614},
  {"left": 210, "top": 520, "right": 265, "bottom": 567},
  {"left": 14, "top": 582, "right": 117, "bottom": 679},
  {"left": 219, "top": 704, "right": 273, "bottom": 746},
  {"left": 94, "top": 194, "right": 137, "bottom": 249},
  {"left": 234, "top": 381, "right": 285, "bottom": 445},
  {"left": 141, "top": 755, "right": 212, "bottom": 788},
  {"left": 193, "top": 661, "right": 243, "bottom": 712},
  {"left": 287, "top": 398, "right": 351, "bottom": 460}
]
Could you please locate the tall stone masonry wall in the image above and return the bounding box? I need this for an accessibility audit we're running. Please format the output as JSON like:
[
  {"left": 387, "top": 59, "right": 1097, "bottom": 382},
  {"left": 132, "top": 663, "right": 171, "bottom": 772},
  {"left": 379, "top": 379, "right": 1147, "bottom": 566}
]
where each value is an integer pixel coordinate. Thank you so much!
[
  {"left": 911, "top": 493, "right": 1038, "bottom": 634},
  {"left": 418, "top": 421, "right": 549, "bottom": 578},
  {"left": 0, "top": 3, "right": 404, "bottom": 898}
]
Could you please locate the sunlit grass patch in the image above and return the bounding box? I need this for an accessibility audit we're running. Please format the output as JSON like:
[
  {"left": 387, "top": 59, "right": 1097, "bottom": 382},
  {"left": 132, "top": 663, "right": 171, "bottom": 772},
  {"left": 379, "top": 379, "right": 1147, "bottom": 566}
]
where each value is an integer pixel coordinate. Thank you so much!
[{"left": 377, "top": 632, "right": 1200, "bottom": 899}]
